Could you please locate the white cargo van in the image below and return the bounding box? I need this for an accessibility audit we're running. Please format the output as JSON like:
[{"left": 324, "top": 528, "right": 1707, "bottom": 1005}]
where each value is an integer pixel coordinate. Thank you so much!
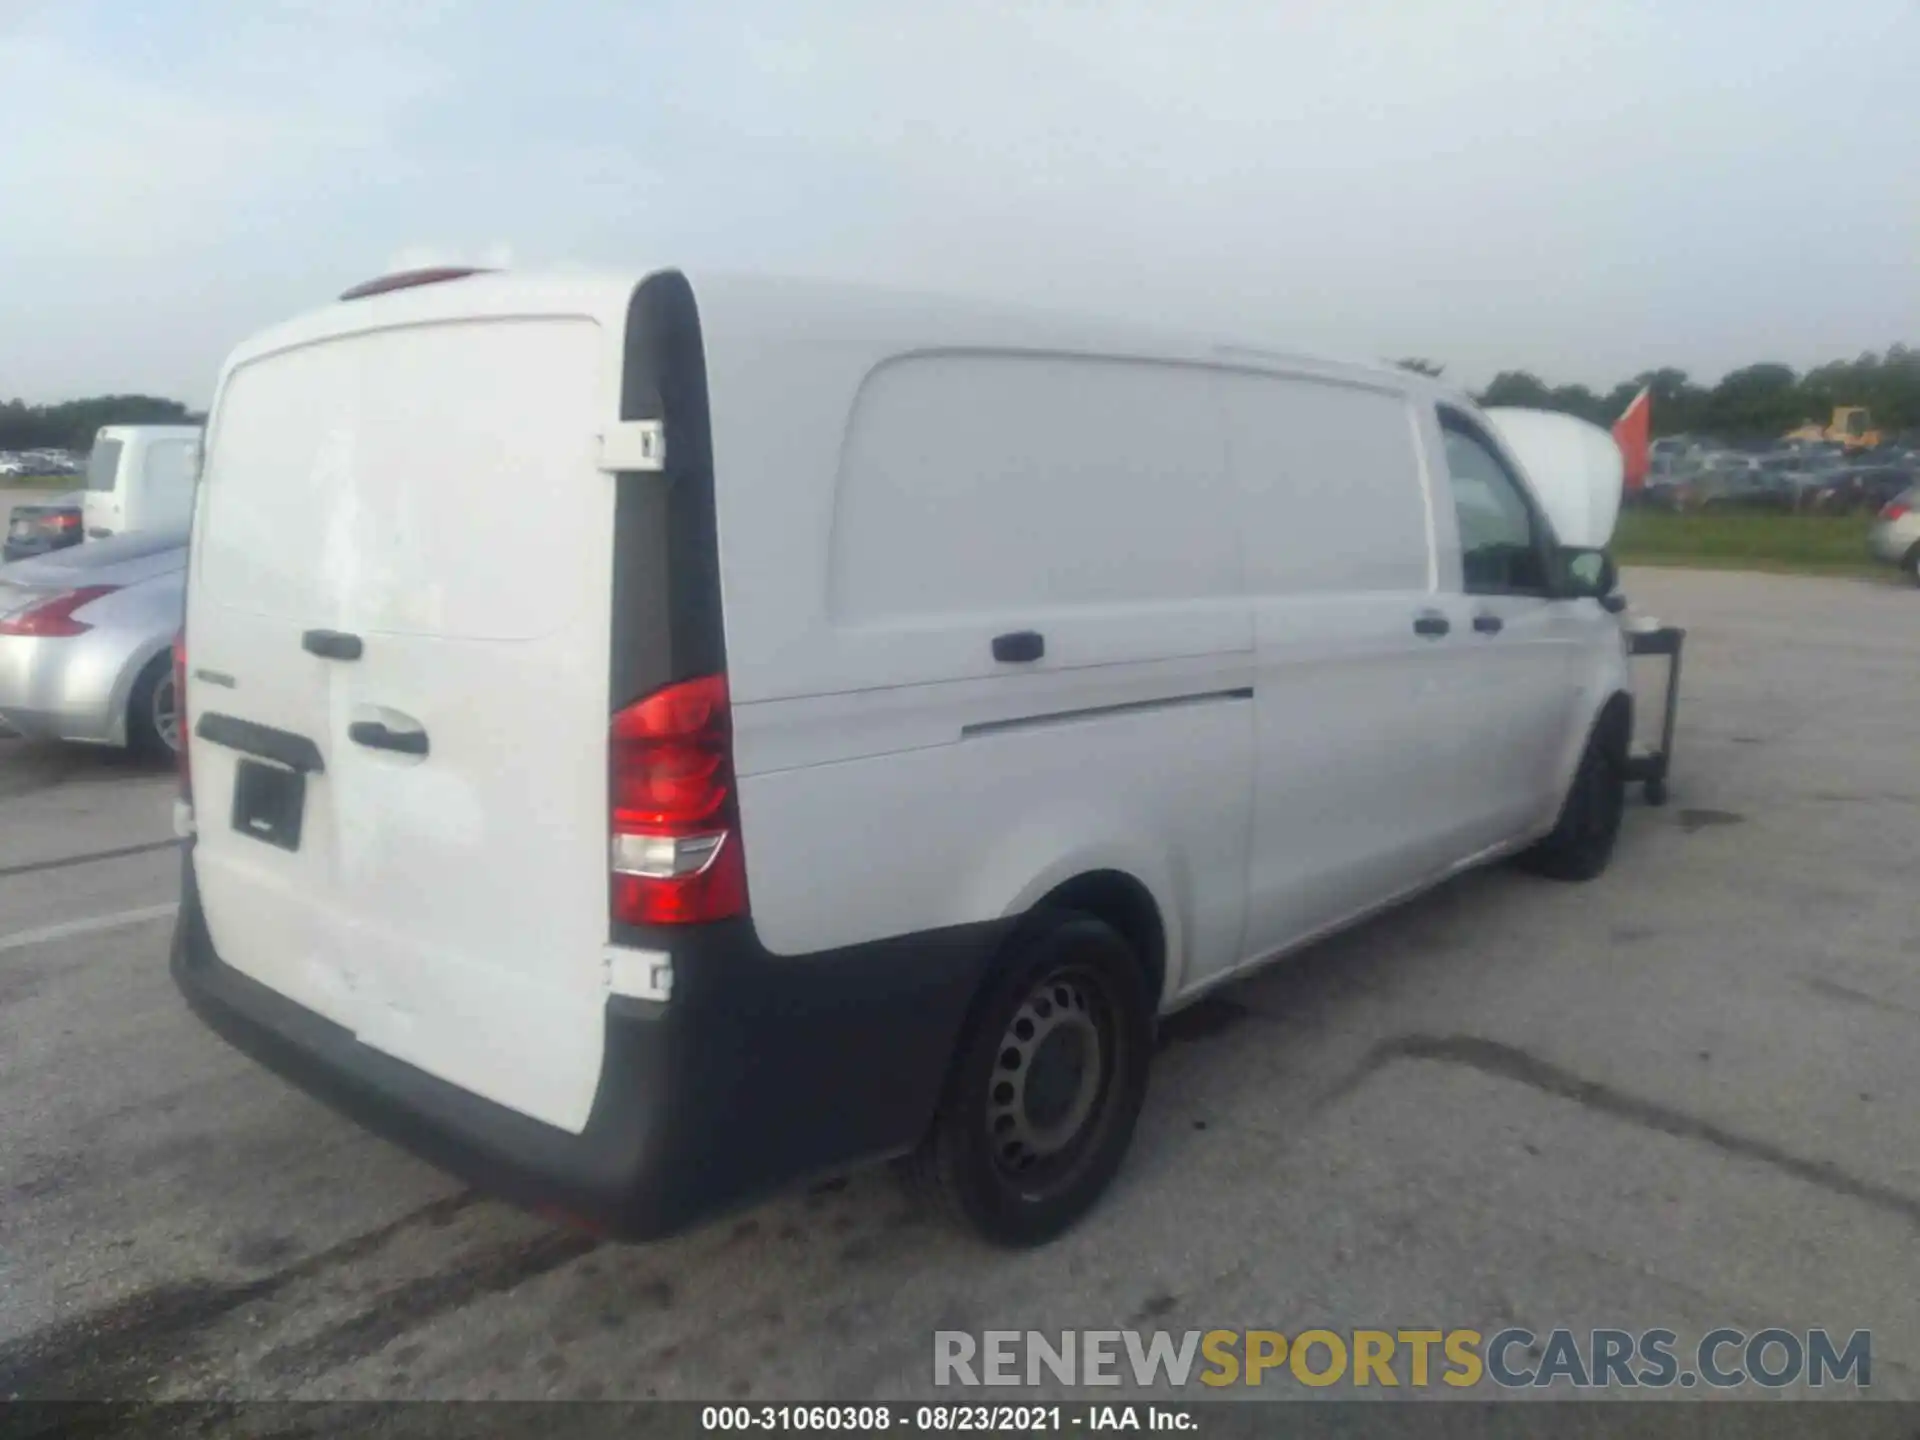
[
  {"left": 172, "top": 266, "right": 1632, "bottom": 1245},
  {"left": 83, "top": 424, "right": 202, "bottom": 539}
]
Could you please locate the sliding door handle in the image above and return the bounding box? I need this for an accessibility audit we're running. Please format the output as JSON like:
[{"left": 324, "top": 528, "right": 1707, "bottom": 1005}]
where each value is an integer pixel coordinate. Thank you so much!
[
  {"left": 348, "top": 720, "right": 428, "bottom": 756},
  {"left": 992, "top": 630, "right": 1045, "bottom": 663},
  {"left": 302, "top": 629, "right": 364, "bottom": 661}
]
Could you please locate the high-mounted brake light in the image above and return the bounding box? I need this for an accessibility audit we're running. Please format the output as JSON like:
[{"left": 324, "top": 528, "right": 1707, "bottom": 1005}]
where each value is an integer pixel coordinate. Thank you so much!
[
  {"left": 0, "top": 584, "right": 119, "bottom": 637},
  {"left": 337, "top": 266, "right": 495, "bottom": 302},
  {"left": 609, "top": 674, "right": 748, "bottom": 926}
]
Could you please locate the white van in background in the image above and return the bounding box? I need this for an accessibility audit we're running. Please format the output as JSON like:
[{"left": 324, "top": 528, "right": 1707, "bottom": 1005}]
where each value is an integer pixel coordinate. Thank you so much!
[
  {"left": 83, "top": 424, "right": 202, "bottom": 539},
  {"left": 173, "top": 266, "right": 1632, "bottom": 1247}
]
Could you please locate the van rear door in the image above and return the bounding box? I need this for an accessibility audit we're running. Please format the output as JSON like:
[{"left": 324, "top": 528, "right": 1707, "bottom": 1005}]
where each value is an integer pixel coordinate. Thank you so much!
[
  {"left": 186, "top": 295, "right": 630, "bottom": 1131},
  {"left": 131, "top": 436, "right": 199, "bottom": 533}
]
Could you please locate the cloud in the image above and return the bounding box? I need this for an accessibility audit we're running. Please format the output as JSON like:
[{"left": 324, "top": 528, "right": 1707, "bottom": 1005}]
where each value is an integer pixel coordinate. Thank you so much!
[
  {"left": 0, "top": 0, "right": 1916, "bottom": 402},
  {"left": 0, "top": 8, "right": 447, "bottom": 262}
]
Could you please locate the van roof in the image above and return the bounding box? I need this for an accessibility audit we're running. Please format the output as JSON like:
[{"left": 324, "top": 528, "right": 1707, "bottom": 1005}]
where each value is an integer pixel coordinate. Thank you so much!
[{"left": 215, "top": 268, "right": 1466, "bottom": 411}]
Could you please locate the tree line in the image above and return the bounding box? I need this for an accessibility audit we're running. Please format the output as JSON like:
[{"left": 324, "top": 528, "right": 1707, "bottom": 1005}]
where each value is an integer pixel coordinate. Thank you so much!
[
  {"left": 1400, "top": 346, "right": 1920, "bottom": 440},
  {"left": 0, "top": 395, "right": 204, "bottom": 453},
  {"left": 8, "top": 343, "right": 1919, "bottom": 453}
]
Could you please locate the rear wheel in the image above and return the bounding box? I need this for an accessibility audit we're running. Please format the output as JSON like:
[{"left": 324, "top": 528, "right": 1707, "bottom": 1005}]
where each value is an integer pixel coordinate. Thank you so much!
[
  {"left": 1517, "top": 709, "right": 1627, "bottom": 882},
  {"left": 127, "top": 653, "right": 180, "bottom": 761},
  {"left": 904, "top": 911, "right": 1153, "bottom": 1245},
  {"left": 1903, "top": 542, "right": 1920, "bottom": 587}
]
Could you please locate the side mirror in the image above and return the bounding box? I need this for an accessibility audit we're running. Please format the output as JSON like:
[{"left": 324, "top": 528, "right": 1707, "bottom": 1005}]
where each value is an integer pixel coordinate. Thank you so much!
[{"left": 1557, "top": 546, "right": 1620, "bottom": 607}]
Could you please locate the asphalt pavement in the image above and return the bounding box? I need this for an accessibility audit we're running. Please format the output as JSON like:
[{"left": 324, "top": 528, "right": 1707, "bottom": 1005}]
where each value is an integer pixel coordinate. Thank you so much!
[{"left": 3, "top": 568, "right": 1918, "bottom": 1404}]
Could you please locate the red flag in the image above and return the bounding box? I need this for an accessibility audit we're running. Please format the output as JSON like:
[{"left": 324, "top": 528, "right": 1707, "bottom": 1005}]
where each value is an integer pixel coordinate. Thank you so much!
[{"left": 1612, "top": 386, "right": 1651, "bottom": 493}]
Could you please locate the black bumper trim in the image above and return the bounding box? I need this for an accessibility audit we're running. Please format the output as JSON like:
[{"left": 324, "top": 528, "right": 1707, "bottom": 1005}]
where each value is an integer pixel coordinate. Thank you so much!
[{"left": 172, "top": 849, "right": 1004, "bottom": 1239}]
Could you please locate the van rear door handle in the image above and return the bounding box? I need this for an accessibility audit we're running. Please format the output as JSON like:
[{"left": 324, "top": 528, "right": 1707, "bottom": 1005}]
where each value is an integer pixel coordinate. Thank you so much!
[
  {"left": 303, "top": 629, "right": 364, "bottom": 661},
  {"left": 348, "top": 720, "right": 429, "bottom": 756},
  {"left": 1413, "top": 612, "right": 1451, "bottom": 638},
  {"left": 1472, "top": 613, "right": 1504, "bottom": 635},
  {"left": 992, "top": 630, "right": 1046, "bottom": 663}
]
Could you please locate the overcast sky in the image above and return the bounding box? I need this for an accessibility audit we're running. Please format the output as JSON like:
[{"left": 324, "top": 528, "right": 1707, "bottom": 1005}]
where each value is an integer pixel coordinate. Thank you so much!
[{"left": 3, "top": 0, "right": 1916, "bottom": 406}]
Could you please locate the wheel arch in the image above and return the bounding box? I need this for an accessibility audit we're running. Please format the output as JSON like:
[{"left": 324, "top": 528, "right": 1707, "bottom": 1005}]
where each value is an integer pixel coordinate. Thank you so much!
[
  {"left": 986, "top": 839, "right": 1184, "bottom": 1010},
  {"left": 1025, "top": 869, "right": 1168, "bottom": 1014},
  {"left": 1593, "top": 685, "right": 1633, "bottom": 761},
  {"left": 105, "top": 636, "right": 173, "bottom": 749},
  {"left": 1547, "top": 621, "right": 1635, "bottom": 802},
  {"left": 921, "top": 862, "right": 1173, "bottom": 1147}
]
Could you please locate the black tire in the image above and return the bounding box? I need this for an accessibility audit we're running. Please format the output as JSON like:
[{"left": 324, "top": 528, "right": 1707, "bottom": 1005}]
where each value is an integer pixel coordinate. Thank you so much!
[
  {"left": 1516, "top": 710, "right": 1628, "bottom": 882},
  {"left": 903, "top": 911, "right": 1153, "bottom": 1246},
  {"left": 126, "top": 653, "right": 180, "bottom": 762},
  {"left": 1903, "top": 543, "right": 1920, "bottom": 588}
]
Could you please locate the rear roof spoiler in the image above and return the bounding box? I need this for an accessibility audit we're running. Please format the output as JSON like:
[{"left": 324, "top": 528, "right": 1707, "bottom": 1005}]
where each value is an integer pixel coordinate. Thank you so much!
[{"left": 338, "top": 267, "right": 496, "bottom": 302}]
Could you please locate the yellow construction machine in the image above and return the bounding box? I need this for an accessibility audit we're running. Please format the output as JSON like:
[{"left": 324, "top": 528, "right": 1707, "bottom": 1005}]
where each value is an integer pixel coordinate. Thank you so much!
[{"left": 1784, "top": 406, "right": 1881, "bottom": 450}]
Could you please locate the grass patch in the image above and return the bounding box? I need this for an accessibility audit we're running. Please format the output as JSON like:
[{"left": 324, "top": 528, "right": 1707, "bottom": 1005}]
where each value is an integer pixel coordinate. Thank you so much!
[
  {"left": 6, "top": 474, "right": 82, "bottom": 490},
  {"left": 1613, "top": 508, "right": 1884, "bottom": 578}
]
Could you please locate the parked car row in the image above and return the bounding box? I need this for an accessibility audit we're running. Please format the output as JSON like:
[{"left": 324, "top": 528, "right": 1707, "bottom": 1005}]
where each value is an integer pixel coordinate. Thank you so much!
[
  {"left": 0, "top": 424, "right": 201, "bottom": 753},
  {"left": 0, "top": 447, "right": 82, "bottom": 477},
  {"left": 1634, "top": 447, "right": 1918, "bottom": 515},
  {"left": 1807, "top": 464, "right": 1920, "bottom": 515}
]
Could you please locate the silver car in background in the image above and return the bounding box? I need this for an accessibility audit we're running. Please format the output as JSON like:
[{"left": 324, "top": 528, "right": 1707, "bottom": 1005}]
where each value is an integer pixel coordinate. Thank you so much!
[
  {"left": 0, "top": 528, "right": 185, "bottom": 757},
  {"left": 1869, "top": 486, "right": 1920, "bottom": 585}
]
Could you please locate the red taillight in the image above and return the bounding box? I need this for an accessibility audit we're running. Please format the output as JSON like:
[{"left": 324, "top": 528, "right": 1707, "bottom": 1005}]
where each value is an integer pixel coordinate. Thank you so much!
[
  {"left": 0, "top": 584, "right": 119, "bottom": 637},
  {"left": 1881, "top": 501, "right": 1910, "bottom": 521},
  {"left": 48, "top": 512, "right": 80, "bottom": 530},
  {"left": 173, "top": 629, "right": 191, "bottom": 801},
  {"left": 610, "top": 674, "right": 748, "bottom": 926}
]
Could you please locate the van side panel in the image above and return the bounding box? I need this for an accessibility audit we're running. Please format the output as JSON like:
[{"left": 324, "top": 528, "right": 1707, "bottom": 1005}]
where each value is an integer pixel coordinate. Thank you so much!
[
  {"left": 135, "top": 437, "right": 198, "bottom": 532},
  {"left": 828, "top": 356, "right": 1241, "bottom": 628},
  {"left": 715, "top": 347, "right": 1254, "bottom": 987},
  {"left": 1225, "top": 372, "right": 1475, "bottom": 959}
]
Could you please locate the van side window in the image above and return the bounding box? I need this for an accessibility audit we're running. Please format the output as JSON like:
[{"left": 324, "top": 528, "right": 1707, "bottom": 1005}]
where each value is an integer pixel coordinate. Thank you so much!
[{"left": 1437, "top": 415, "right": 1547, "bottom": 595}]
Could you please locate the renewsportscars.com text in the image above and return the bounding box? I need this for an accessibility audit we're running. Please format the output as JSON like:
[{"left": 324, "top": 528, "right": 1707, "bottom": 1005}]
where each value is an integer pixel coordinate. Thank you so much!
[{"left": 934, "top": 1327, "right": 1871, "bottom": 1390}]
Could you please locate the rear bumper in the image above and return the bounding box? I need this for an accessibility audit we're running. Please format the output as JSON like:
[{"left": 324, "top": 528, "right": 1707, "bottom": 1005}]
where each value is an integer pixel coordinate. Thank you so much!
[
  {"left": 0, "top": 634, "right": 125, "bottom": 744},
  {"left": 171, "top": 847, "right": 1003, "bottom": 1240}
]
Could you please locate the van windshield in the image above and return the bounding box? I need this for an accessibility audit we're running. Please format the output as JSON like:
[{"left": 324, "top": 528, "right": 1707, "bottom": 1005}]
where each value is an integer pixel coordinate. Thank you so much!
[{"left": 84, "top": 440, "right": 123, "bottom": 493}]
